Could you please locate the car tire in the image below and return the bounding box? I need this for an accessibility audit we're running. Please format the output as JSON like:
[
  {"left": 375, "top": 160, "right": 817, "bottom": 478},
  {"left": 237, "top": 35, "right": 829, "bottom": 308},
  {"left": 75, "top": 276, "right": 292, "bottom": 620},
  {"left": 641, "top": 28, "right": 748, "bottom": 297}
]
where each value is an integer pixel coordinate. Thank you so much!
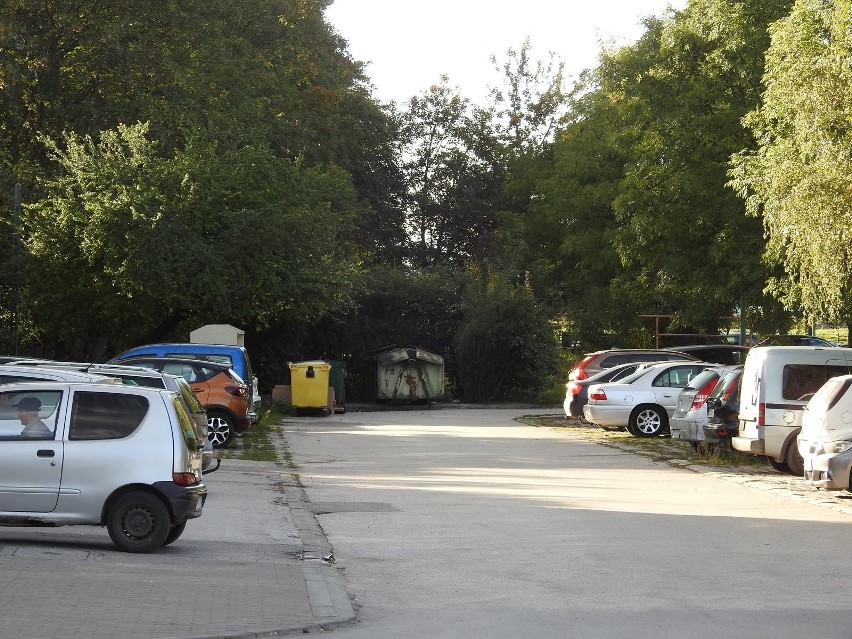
[
  {"left": 629, "top": 405, "right": 668, "bottom": 438},
  {"left": 207, "top": 412, "right": 234, "bottom": 448},
  {"left": 162, "top": 522, "right": 187, "bottom": 547},
  {"left": 107, "top": 492, "right": 171, "bottom": 553},
  {"left": 767, "top": 457, "right": 790, "bottom": 473},
  {"left": 784, "top": 444, "right": 804, "bottom": 477}
]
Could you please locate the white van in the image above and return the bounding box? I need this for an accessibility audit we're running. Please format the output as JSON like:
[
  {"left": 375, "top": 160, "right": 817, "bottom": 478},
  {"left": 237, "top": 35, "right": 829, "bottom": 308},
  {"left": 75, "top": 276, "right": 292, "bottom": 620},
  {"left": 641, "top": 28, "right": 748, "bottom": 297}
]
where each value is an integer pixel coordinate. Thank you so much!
[{"left": 732, "top": 346, "right": 852, "bottom": 475}]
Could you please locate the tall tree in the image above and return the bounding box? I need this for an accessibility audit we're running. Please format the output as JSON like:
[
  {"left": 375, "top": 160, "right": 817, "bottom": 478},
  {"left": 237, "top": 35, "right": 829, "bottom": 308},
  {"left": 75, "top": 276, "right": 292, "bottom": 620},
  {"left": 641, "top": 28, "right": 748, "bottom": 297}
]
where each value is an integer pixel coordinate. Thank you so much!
[
  {"left": 525, "top": 0, "right": 793, "bottom": 348},
  {"left": 488, "top": 38, "right": 567, "bottom": 158},
  {"left": 23, "top": 123, "right": 362, "bottom": 347},
  {"left": 397, "top": 77, "right": 505, "bottom": 267},
  {"left": 609, "top": 0, "right": 793, "bottom": 331},
  {"left": 729, "top": 0, "right": 852, "bottom": 331}
]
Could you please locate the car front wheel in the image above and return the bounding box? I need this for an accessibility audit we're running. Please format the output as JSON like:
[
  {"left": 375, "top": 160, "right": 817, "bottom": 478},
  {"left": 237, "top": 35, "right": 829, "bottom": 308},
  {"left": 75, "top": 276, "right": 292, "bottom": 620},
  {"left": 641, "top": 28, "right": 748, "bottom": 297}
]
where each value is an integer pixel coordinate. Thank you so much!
[
  {"left": 162, "top": 522, "right": 187, "bottom": 547},
  {"left": 107, "top": 492, "right": 171, "bottom": 553},
  {"left": 629, "top": 405, "right": 668, "bottom": 438},
  {"left": 207, "top": 412, "right": 234, "bottom": 448}
]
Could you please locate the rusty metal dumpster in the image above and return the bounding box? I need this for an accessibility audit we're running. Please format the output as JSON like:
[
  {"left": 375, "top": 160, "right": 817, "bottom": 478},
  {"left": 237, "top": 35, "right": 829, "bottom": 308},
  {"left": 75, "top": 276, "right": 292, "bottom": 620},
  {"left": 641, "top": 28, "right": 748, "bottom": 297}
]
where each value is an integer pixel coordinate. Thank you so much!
[{"left": 372, "top": 346, "right": 444, "bottom": 403}]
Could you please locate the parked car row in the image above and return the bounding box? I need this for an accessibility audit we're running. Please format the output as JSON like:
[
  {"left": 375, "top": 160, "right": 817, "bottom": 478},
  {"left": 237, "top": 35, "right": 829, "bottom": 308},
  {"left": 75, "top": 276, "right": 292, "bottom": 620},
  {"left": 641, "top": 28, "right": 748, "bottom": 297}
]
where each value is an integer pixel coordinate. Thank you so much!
[{"left": 567, "top": 345, "right": 852, "bottom": 494}]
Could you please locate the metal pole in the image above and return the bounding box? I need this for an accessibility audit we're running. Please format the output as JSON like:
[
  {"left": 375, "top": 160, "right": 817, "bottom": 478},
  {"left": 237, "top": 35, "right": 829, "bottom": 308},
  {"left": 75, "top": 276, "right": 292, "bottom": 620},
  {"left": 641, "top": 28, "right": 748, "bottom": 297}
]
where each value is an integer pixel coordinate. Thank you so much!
[{"left": 12, "top": 183, "right": 22, "bottom": 355}]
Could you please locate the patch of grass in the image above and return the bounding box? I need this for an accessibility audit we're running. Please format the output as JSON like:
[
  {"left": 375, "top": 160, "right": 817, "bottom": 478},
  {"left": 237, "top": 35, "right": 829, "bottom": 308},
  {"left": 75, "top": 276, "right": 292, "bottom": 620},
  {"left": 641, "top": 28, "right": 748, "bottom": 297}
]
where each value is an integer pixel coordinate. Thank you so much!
[
  {"left": 519, "top": 414, "right": 770, "bottom": 471},
  {"left": 215, "top": 402, "right": 288, "bottom": 463}
]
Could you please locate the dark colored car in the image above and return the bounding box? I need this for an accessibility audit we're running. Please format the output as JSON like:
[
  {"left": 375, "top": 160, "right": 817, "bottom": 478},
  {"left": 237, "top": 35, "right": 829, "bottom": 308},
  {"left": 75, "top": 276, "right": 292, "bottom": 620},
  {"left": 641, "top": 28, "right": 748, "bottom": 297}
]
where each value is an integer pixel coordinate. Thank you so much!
[
  {"left": 703, "top": 366, "right": 743, "bottom": 446},
  {"left": 662, "top": 344, "right": 750, "bottom": 365},
  {"left": 568, "top": 349, "right": 699, "bottom": 381},
  {"left": 756, "top": 334, "right": 844, "bottom": 347}
]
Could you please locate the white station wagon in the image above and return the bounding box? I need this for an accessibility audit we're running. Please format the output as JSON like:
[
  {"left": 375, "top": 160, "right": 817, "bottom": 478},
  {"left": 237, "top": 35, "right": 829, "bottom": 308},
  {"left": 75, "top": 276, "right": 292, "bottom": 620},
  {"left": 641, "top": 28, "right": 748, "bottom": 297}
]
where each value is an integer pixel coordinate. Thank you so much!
[
  {"left": 584, "top": 361, "right": 711, "bottom": 437},
  {"left": 0, "top": 382, "right": 207, "bottom": 552}
]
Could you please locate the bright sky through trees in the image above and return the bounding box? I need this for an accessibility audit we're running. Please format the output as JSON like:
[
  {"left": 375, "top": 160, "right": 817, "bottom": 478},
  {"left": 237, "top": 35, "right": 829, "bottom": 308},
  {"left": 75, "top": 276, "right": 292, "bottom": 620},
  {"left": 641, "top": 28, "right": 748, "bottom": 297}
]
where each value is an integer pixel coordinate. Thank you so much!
[{"left": 325, "top": 0, "right": 688, "bottom": 103}]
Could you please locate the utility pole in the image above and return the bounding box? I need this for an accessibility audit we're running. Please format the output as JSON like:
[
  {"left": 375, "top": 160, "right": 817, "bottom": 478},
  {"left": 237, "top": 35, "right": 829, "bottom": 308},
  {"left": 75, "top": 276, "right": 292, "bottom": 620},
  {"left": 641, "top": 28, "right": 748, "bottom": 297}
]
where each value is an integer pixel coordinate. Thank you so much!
[{"left": 12, "top": 183, "right": 21, "bottom": 355}]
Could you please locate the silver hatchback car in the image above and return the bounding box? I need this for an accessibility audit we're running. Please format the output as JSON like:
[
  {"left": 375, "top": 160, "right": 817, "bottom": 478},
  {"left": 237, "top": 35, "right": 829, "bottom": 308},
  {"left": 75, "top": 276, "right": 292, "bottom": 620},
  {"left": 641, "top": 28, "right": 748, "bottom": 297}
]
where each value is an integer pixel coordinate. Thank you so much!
[{"left": 0, "top": 382, "right": 207, "bottom": 552}]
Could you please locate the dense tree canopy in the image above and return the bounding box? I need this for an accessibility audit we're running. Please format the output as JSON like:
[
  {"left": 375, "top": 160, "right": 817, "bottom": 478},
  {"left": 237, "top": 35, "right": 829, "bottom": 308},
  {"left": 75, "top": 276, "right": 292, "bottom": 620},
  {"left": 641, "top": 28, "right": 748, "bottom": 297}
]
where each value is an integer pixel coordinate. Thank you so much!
[
  {"left": 1, "top": 0, "right": 846, "bottom": 397},
  {"left": 729, "top": 0, "right": 852, "bottom": 327}
]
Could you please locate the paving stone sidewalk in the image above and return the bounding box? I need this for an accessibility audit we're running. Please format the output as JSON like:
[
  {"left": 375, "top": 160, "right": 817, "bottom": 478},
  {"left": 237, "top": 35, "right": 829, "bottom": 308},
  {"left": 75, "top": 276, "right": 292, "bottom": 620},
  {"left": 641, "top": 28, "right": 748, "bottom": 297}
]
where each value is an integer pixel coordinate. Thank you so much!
[{"left": 0, "top": 455, "right": 355, "bottom": 639}]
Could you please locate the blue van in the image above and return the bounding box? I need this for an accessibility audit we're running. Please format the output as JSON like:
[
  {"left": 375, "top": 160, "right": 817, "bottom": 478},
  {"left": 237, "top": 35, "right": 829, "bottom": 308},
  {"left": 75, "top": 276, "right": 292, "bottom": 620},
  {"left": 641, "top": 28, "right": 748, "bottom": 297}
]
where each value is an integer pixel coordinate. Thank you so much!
[{"left": 109, "top": 343, "right": 258, "bottom": 421}]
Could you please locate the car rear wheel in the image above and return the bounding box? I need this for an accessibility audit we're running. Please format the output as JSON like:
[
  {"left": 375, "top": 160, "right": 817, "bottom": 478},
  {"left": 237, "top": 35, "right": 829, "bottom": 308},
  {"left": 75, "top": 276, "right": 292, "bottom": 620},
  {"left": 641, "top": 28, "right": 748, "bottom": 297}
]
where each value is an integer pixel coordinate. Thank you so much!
[
  {"left": 767, "top": 457, "right": 790, "bottom": 473},
  {"left": 107, "top": 492, "right": 171, "bottom": 553},
  {"left": 208, "top": 412, "right": 234, "bottom": 448},
  {"left": 629, "top": 405, "right": 668, "bottom": 438},
  {"left": 784, "top": 444, "right": 804, "bottom": 477},
  {"left": 162, "top": 522, "right": 187, "bottom": 547}
]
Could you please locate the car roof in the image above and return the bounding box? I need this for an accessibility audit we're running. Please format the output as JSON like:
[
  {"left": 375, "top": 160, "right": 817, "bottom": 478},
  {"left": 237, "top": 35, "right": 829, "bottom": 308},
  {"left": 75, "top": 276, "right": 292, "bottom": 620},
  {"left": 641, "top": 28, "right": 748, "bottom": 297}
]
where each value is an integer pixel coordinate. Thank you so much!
[
  {"left": 8, "top": 361, "right": 165, "bottom": 376},
  {"left": 113, "top": 356, "right": 232, "bottom": 370},
  {"left": 0, "top": 381, "right": 173, "bottom": 395},
  {"left": 663, "top": 344, "right": 750, "bottom": 352},
  {"left": 0, "top": 366, "right": 117, "bottom": 382}
]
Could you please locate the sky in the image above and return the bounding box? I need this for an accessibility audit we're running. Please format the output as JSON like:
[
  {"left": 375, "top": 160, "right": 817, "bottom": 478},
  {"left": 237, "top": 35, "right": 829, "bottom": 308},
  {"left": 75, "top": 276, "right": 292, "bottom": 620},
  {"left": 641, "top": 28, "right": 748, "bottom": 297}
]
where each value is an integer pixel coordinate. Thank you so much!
[{"left": 324, "top": 0, "right": 689, "bottom": 104}]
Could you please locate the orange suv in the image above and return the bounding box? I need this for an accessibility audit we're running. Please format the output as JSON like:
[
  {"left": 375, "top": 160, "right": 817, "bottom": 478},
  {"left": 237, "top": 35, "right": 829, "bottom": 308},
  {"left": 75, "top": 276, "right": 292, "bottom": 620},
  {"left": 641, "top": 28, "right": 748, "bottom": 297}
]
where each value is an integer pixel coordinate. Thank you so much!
[{"left": 111, "top": 356, "right": 249, "bottom": 448}]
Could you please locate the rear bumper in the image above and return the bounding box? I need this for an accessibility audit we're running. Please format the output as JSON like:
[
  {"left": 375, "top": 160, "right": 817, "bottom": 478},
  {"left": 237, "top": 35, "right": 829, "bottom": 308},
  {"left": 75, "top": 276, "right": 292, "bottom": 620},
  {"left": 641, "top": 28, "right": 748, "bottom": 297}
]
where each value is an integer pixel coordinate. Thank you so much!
[
  {"left": 564, "top": 397, "right": 584, "bottom": 419},
  {"left": 703, "top": 422, "right": 738, "bottom": 444},
  {"left": 732, "top": 436, "right": 765, "bottom": 455},
  {"left": 670, "top": 417, "right": 703, "bottom": 442},
  {"left": 154, "top": 481, "right": 207, "bottom": 522},
  {"left": 583, "top": 405, "right": 631, "bottom": 428},
  {"left": 235, "top": 416, "right": 251, "bottom": 432}
]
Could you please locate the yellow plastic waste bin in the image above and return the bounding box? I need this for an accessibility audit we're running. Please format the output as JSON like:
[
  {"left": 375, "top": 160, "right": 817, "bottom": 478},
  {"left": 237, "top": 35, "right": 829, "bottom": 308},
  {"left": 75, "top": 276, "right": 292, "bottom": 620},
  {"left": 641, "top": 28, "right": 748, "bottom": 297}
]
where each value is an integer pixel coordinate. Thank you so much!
[{"left": 288, "top": 361, "right": 332, "bottom": 409}]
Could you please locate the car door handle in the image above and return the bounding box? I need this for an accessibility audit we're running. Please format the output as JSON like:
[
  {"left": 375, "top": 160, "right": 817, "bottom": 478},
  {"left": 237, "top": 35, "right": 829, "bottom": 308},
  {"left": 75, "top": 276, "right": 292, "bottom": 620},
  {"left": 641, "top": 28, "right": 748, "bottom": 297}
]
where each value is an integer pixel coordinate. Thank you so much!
[
  {"left": 37, "top": 449, "right": 55, "bottom": 458},
  {"left": 192, "top": 387, "right": 204, "bottom": 393}
]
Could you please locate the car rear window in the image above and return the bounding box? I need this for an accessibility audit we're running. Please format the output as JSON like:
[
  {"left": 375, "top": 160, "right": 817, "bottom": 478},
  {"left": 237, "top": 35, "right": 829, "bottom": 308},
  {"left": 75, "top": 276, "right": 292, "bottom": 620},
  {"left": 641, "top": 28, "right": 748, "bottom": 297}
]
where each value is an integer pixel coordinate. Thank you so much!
[
  {"left": 175, "top": 379, "right": 205, "bottom": 413},
  {"left": 781, "top": 364, "right": 852, "bottom": 401},
  {"left": 172, "top": 396, "right": 198, "bottom": 448},
  {"left": 70, "top": 392, "right": 148, "bottom": 440},
  {"left": 709, "top": 369, "right": 742, "bottom": 401},
  {"left": 158, "top": 362, "right": 222, "bottom": 383},
  {"left": 684, "top": 369, "right": 720, "bottom": 391},
  {"left": 600, "top": 353, "right": 664, "bottom": 368}
]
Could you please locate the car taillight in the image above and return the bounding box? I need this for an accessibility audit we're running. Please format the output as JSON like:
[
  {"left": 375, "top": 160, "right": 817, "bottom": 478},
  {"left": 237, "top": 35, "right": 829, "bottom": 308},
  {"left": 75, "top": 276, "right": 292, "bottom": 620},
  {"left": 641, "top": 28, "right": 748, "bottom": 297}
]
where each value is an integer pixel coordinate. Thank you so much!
[
  {"left": 173, "top": 472, "right": 198, "bottom": 486},
  {"left": 590, "top": 389, "right": 607, "bottom": 401},
  {"left": 569, "top": 356, "right": 595, "bottom": 381},
  {"left": 225, "top": 385, "right": 246, "bottom": 397},
  {"left": 758, "top": 402, "right": 765, "bottom": 426},
  {"left": 690, "top": 377, "right": 720, "bottom": 411},
  {"left": 566, "top": 382, "right": 582, "bottom": 396}
]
